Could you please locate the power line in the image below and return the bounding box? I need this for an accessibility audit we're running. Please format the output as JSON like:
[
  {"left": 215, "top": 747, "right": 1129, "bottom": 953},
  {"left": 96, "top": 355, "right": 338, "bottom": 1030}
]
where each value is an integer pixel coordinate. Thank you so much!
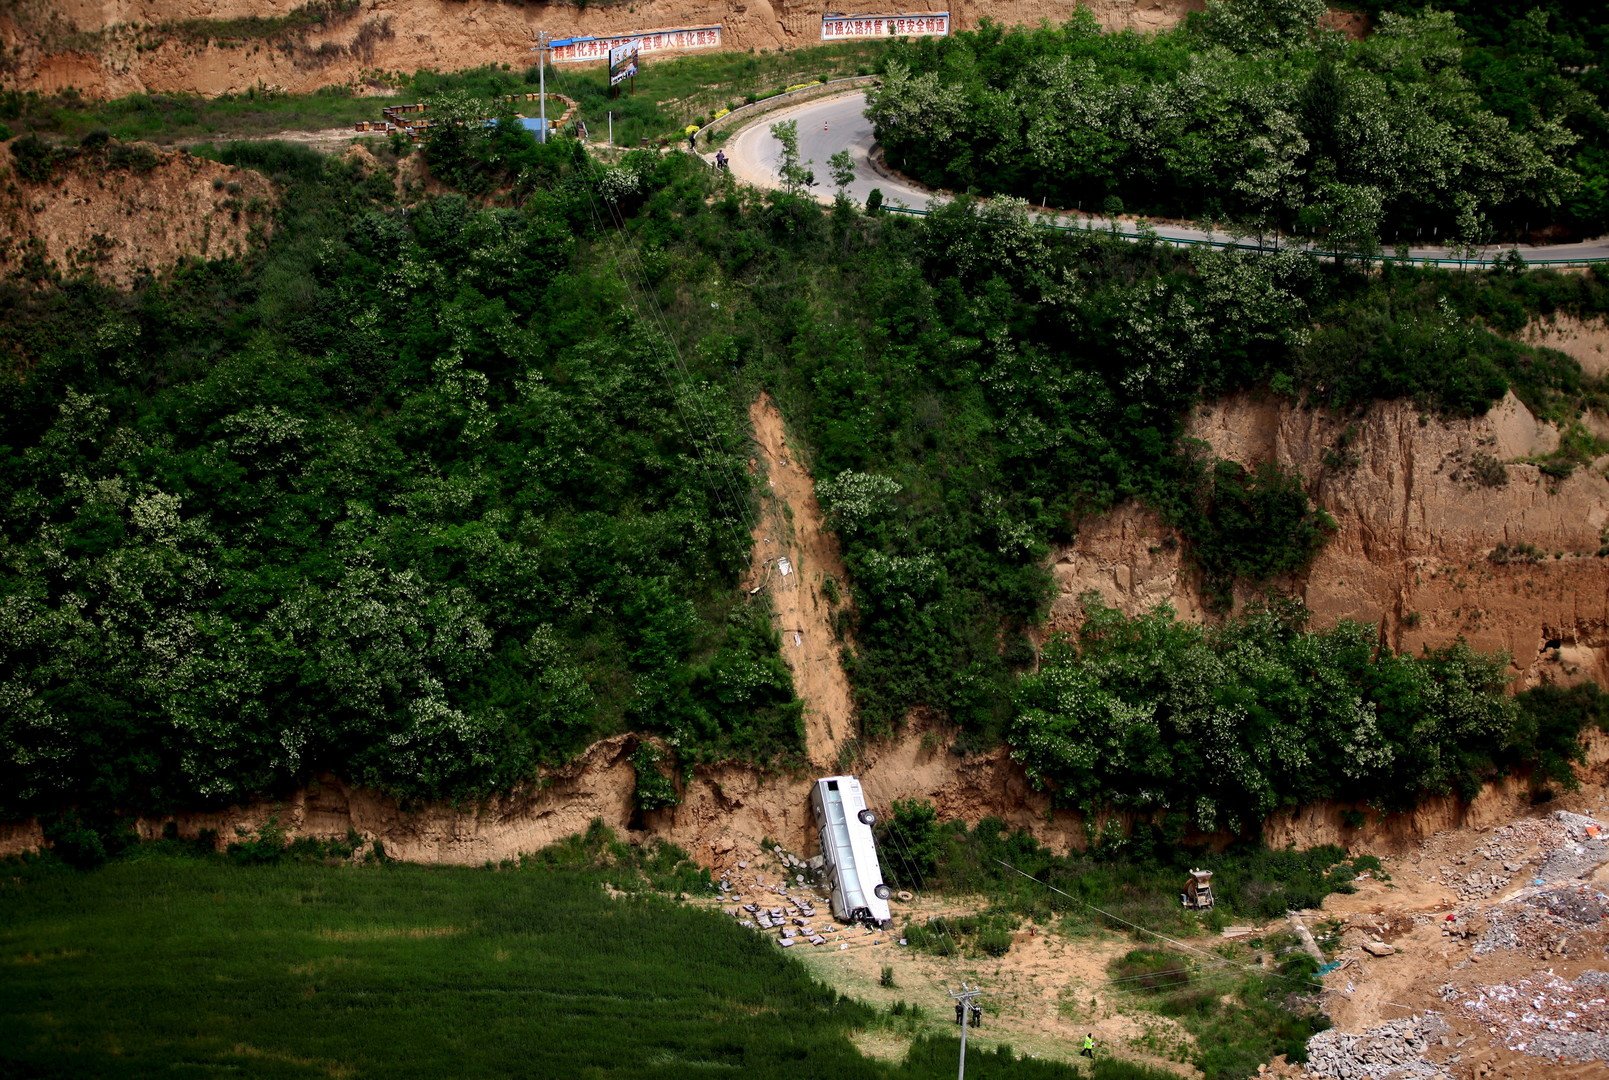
[
  {"left": 569, "top": 155, "right": 759, "bottom": 572},
  {"left": 862, "top": 793, "right": 990, "bottom": 1080},
  {"left": 544, "top": 63, "right": 762, "bottom": 551},
  {"left": 535, "top": 58, "right": 761, "bottom": 572},
  {"left": 596, "top": 192, "right": 761, "bottom": 544},
  {"left": 993, "top": 857, "right": 1423, "bottom": 1015},
  {"left": 993, "top": 858, "right": 1271, "bottom": 979},
  {"left": 866, "top": 791, "right": 972, "bottom": 970},
  {"left": 585, "top": 186, "right": 760, "bottom": 557},
  {"left": 949, "top": 982, "right": 984, "bottom": 1080}
]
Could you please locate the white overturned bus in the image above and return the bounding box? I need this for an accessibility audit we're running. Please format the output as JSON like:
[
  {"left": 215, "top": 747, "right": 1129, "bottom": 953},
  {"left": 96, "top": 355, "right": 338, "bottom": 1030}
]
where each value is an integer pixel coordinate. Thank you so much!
[{"left": 810, "top": 775, "right": 894, "bottom": 930}]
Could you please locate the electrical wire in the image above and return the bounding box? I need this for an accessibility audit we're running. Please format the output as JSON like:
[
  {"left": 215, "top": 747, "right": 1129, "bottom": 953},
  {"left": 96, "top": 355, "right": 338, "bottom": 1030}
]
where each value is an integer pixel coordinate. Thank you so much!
[
  {"left": 994, "top": 856, "right": 1429, "bottom": 1017},
  {"left": 862, "top": 786, "right": 985, "bottom": 1005},
  {"left": 992, "top": 858, "right": 1283, "bottom": 976},
  {"left": 568, "top": 149, "right": 760, "bottom": 572},
  {"left": 548, "top": 61, "right": 763, "bottom": 552},
  {"left": 597, "top": 191, "right": 761, "bottom": 543},
  {"left": 536, "top": 56, "right": 762, "bottom": 572}
]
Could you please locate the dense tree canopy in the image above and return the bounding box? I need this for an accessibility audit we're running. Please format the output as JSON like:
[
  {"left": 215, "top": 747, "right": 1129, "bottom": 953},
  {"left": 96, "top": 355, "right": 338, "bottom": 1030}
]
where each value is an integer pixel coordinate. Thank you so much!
[
  {"left": 867, "top": 0, "right": 1606, "bottom": 243},
  {"left": 1014, "top": 598, "right": 1528, "bottom": 832}
]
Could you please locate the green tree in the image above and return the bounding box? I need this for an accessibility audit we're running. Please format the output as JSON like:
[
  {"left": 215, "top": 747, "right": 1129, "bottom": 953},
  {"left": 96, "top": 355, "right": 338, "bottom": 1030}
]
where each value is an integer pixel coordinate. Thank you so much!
[
  {"left": 770, "top": 119, "right": 815, "bottom": 195},
  {"left": 828, "top": 149, "right": 856, "bottom": 198}
]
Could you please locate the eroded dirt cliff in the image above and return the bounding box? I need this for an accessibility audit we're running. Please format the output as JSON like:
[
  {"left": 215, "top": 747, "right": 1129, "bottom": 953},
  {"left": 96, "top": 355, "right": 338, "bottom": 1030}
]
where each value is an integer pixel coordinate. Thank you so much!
[
  {"left": 1052, "top": 391, "right": 1609, "bottom": 688},
  {"left": 0, "top": 139, "right": 274, "bottom": 283},
  {"left": 1, "top": 0, "right": 1204, "bottom": 98}
]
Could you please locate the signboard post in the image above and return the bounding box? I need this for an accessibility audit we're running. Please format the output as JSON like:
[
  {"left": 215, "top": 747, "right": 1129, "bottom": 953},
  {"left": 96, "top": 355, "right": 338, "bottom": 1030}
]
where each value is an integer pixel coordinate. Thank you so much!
[{"left": 609, "top": 40, "right": 640, "bottom": 88}]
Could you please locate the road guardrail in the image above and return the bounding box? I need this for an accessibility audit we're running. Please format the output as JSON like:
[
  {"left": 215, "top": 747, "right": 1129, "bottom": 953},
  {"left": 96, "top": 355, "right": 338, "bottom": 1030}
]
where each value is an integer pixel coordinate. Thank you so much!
[{"left": 879, "top": 205, "right": 1608, "bottom": 268}]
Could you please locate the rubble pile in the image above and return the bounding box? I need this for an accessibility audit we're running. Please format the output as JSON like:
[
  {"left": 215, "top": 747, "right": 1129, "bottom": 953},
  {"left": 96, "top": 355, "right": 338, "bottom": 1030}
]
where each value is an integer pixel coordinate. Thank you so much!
[
  {"left": 1448, "top": 970, "right": 1609, "bottom": 1063},
  {"left": 1422, "top": 812, "right": 1609, "bottom": 901},
  {"left": 1526, "top": 885, "right": 1609, "bottom": 926},
  {"left": 1551, "top": 812, "right": 1607, "bottom": 844},
  {"left": 1304, "top": 1013, "right": 1450, "bottom": 1079},
  {"left": 1536, "top": 812, "right": 1609, "bottom": 882},
  {"left": 1426, "top": 829, "right": 1535, "bottom": 900},
  {"left": 1472, "top": 885, "right": 1609, "bottom": 960}
]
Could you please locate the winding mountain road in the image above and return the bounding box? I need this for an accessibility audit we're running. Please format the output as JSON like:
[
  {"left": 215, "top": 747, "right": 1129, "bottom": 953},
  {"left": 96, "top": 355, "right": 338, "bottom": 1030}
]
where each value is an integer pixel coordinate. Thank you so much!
[{"left": 723, "top": 90, "right": 1609, "bottom": 267}]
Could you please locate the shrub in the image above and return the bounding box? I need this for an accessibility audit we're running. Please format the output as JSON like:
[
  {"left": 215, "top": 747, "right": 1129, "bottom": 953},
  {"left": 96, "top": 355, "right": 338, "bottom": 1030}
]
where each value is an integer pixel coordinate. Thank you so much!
[
  {"left": 106, "top": 141, "right": 159, "bottom": 172},
  {"left": 1490, "top": 542, "right": 1542, "bottom": 564},
  {"left": 40, "top": 811, "right": 134, "bottom": 870},
  {"left": 631, "top": 743, "right": 680, "bottom": 812},
  {"left": 877, "top": 799, "right": 940, "bottom": 887},
  {"left": 1468, "top": 452, "right": 1508, "bottom": 487},
  {"left": 227, "top": 814, "right": 290, "bottom": 865},
  {"left": 1013, "top": 598, "right": 1522, "bottom": 833},
  {"left": 1512, "top": 683, "right": 1609, "bottom": 789},
  {"left": 10, "top": 133, "right": 59, "bottom": 182}
]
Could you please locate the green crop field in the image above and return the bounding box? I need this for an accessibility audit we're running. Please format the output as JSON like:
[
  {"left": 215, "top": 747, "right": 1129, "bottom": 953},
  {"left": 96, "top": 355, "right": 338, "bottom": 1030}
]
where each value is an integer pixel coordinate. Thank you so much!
[{"left": 0, "top": 835, "right": 1129, "bottom": 1079}]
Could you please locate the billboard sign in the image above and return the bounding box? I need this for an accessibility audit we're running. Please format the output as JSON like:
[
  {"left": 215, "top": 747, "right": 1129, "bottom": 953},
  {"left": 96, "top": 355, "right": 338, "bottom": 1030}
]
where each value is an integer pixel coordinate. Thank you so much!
[
  {"left": 550, "top": 26, "right": 722, "bottom": 64},
  {"left": 609, "top": 40, "right": 640, "bottom": 86},
  {"left": 820, "top": 12, "right": 950, "bottom": 39}
]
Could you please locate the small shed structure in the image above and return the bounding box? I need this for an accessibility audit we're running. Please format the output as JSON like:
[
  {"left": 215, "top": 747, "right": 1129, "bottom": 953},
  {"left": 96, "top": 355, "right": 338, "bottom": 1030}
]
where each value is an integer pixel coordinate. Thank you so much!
[{"left": 1181, "top": 868, "right": 1215, "bottom": 910}]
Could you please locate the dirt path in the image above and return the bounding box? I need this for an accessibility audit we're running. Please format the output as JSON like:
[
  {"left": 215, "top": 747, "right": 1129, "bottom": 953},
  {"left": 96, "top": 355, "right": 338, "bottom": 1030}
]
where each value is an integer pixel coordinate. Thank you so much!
[
  {"left": 747, "top": 393, "right": 857, "bottom": 769},
  {"left": 236, "top": 126, "right": 370, "bottom": 149}
]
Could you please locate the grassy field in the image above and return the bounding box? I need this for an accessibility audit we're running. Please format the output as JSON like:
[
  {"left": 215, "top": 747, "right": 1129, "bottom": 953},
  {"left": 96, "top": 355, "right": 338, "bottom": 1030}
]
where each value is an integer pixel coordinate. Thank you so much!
[
  {"left": 0, "top": 42, "right": 886, "bottom": 148},
  {"left": 0, "top": 830, "right": 1143, "bottom": 1079}
]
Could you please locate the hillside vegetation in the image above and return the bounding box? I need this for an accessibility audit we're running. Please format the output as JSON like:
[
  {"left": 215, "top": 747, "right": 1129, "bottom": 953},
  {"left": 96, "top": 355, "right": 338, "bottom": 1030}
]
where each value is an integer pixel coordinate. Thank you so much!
[
  {"left": 1015, "top": 598, "right": 1589, "bottom": 833},
  {"left": 2, "top": 19, "right": 1608, "bottom": 836},
  {"left": 868, "top": 0, "right": 1608, "bottom": 244}
]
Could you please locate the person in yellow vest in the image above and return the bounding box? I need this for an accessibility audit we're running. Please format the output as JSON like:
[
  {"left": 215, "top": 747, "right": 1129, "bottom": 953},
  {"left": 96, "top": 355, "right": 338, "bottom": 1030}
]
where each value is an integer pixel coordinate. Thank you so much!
[{"left": 1081, "top": 1033, "right": 1096, "bottom": 1058}]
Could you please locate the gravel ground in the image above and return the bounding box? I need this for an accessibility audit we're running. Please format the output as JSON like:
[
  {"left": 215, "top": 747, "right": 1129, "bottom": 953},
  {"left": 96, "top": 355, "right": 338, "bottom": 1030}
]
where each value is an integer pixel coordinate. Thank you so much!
[
  {"left": 1450, "top": 970, "right": 1609, "bottom": 1064},
  {"left": 1304, "top": 1013, "right": 1451, "bottom": 1079}
]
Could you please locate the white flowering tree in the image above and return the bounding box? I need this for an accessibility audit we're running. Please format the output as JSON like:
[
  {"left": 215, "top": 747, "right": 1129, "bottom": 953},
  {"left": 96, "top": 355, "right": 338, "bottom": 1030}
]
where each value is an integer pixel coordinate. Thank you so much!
[{"left": 1195, "top": 0, "right": 1326, "bottom": 54}]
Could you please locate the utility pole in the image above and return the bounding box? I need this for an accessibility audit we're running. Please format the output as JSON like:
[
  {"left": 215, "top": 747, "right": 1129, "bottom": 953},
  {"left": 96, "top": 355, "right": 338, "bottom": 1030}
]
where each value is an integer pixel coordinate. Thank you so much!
[
  {"left": 530, "top": 31, "right": 550, "bottom": 144},
  {"left": 949, "top": 983, "right": 982, "bottom": 1080}
]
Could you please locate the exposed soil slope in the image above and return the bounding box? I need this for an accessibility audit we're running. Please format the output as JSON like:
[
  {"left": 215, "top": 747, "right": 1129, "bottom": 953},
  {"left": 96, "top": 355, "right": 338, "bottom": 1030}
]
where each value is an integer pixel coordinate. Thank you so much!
[
  {"left": 0, "top": 140, "right": 274, "bottom": 284},
  {"left": 1522, "top": 314, "right": 1609, "bottom": 379},
  {"left": 747, "top": 392, "right": 858, "bottom": 769},
  {"left": 1052, "top": 392, "right": 1609, "bottom": 688},
  {"left": 1, "top": 0, "right": 1204, "bottom": 98}
]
